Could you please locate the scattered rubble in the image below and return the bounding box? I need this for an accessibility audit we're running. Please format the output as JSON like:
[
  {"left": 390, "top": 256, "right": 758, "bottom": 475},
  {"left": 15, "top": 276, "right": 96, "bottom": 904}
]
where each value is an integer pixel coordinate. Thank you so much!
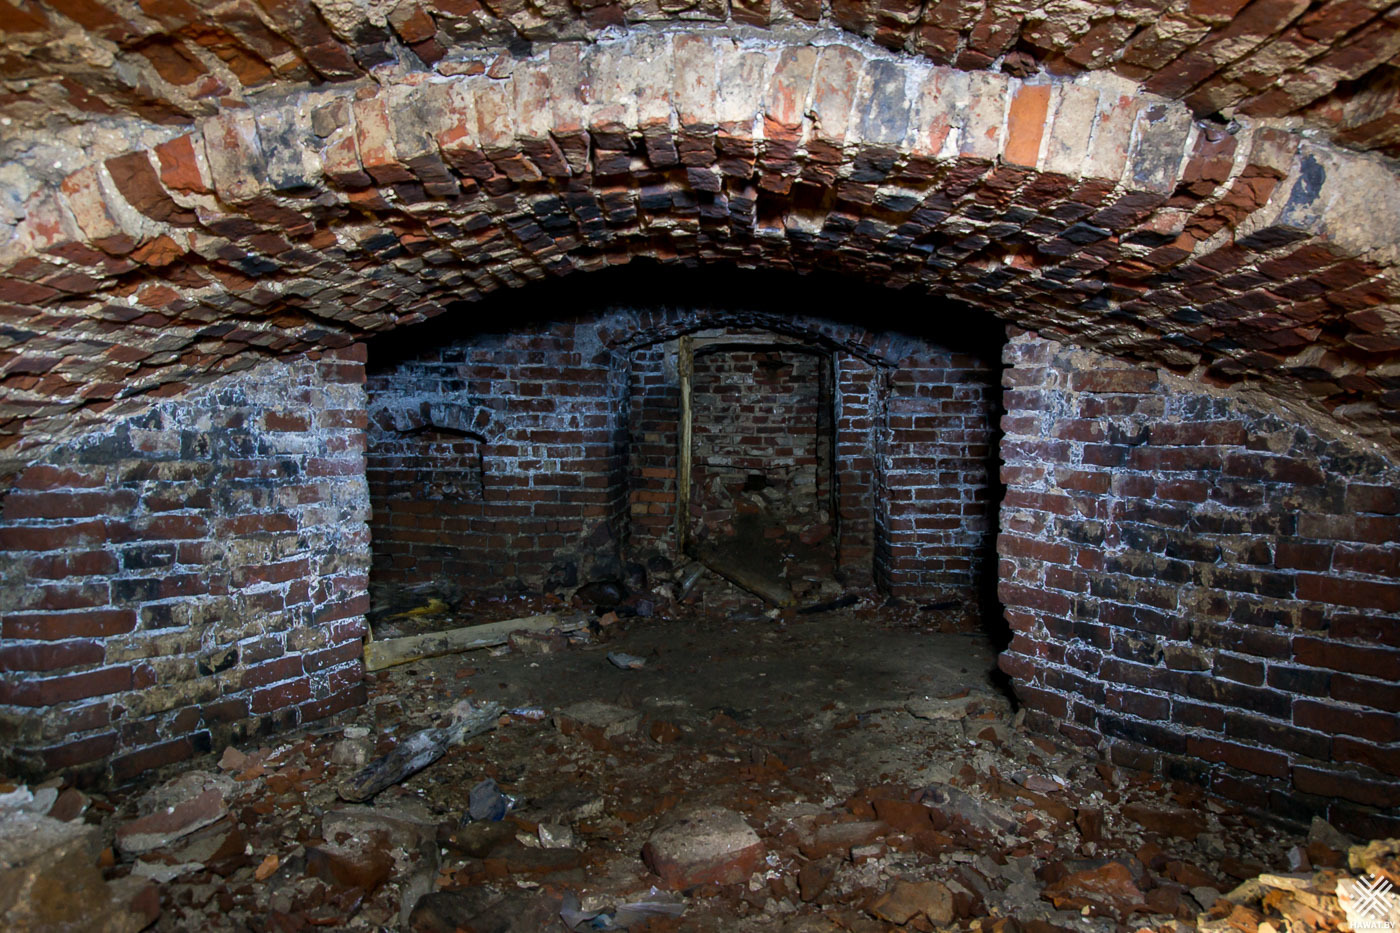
[
  {"left": 553, "top": 701, "right": 643, "bottom": 742},
  {"left": 1, "top": 808, "right": 157, "bottom": 932},
  {"left": 869, "top": 879, "right": 954, "bottom": 925},
  {"left": 4, "top": 606, "right": 1396, "bottom": 932},
  {"left": 690, "top": 546, "right": 796, "bottom": 607},
  {"left": 338, "top": 699, "right": 502, "bottom": 802},
  {"left": 365, "top": 613, "right": 589, "bottom": 672},
  {"left": 607, "top": 651, "right": 648, "bottom": 671},
  {"left": 468, "top": 779, "right": 512, "bottom": 822}
]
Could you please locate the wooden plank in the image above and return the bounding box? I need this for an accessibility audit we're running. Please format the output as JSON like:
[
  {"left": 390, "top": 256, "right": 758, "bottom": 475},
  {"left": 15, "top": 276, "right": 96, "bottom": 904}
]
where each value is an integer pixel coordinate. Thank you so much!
[
  {"left": 690, "top": 334, "right": 812, "bottom": 350},
  {"left": 363, "top": 613, "right": 584, "bottom": 672},
  {"left": 675, "top": 334, "right": 694, "bottom": 557}
]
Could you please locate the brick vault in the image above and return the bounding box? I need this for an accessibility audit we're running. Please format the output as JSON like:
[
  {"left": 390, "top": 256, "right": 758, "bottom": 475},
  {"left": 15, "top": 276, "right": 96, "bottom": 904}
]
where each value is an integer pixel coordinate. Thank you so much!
[{"left": 0, "top": 2, "right": 1397, "bottom": 835}]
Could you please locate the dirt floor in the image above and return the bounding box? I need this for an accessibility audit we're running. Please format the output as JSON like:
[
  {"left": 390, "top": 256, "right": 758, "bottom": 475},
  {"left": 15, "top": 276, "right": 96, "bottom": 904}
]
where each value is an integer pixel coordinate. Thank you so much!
[{"left": 8, "top": 601, "right": 1398, "bottom": 933}]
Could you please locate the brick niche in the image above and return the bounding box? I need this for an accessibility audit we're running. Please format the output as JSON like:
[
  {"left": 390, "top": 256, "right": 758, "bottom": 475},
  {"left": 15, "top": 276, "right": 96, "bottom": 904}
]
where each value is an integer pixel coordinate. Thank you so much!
[
  {"left": 366, "top": 313, "right": 631, "bottom": 593},
  {"left": 624, "top": 311, "right": 1000, "bottom": 605},
  {"left": 998, "top": 330, "right": 1400, "bottom": 838},
  {"left": 687, "top": 344, "right": 831, "bottom": 553}
]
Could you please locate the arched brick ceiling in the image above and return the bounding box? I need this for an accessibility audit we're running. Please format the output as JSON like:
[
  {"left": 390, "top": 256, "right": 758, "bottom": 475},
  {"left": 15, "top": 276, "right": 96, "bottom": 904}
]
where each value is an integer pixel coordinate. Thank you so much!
[
  {"left": 0, "top": 28, "right": 1399, "bottom": 477},
  {"left": 2, "top": 0, "right": 1400, "bottom": 154}
]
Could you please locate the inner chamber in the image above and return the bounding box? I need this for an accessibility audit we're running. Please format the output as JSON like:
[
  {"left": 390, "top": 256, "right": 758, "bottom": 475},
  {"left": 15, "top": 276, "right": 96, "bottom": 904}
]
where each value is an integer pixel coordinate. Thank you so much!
[{"left": 362, "top": 268, "right": 1003, "bottom": 623}]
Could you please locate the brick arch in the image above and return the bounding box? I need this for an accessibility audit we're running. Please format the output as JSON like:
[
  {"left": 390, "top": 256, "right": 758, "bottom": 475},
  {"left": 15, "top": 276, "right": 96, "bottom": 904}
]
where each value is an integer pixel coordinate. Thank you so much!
[
  {"left": 0, "top": 28, "right": 1396, "bottom": 801},
  {"left": 4, "top": 25, "right": 1400, "bottom": 478},
  {"left": 600, "top": 306, "right": 906, "bottom": 366},
  {"left": 5, "top": 0, "right": 1400, "bottom": 160},
  {"left": 368, "top": 398, "right": 502, "bottom": 442}
]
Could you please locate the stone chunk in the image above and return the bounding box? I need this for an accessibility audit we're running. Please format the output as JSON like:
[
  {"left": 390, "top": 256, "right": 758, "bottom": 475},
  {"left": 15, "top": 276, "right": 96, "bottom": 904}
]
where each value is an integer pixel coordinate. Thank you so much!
[
  {"left": 868, "top": 879, "right": 954, "bottom": 925},
  {"left": 439, "top": 820, "right": 517, "bottom": 858},
  {"left": 797, "top": 820, "right": 890, "bottom": 859},
  {"left": 642, "top": 806, "right": 764, "bottom": 889},
  {"left": 553, "top": 700, "right": 641, "bottom": 740},
  {"left": 1042, "top": 861, "right": 1146, "bottom": 916},
  {"left": 48, "top": 787, "right": 89, "bottom": 822},
  {"left": 1, "top": 811, "right": 156, "bottom": 932},
  {"left": 116, "top": 770, "right": 235, "bottom": 856},
  {"left": 871, "top": 799, "right": 934, "bottom": 835},
  {"left": 798, "top": 858, "right": 838, "bottom": 902},
  {"left": 906, "top": 694, "right": 978, "bottom": 720},
  {"left": 1308, "top": 816, "right": 1350, "bottom": 851},
  {"left": 1122, "top": 801, "right": 1207, "bottom": 838},
  {"left": 410, "top": 887, "right": 562, "bottom": 933},
  {"left": 918, "top": 783, "right": 1018, "bottom": 837},
  {"left": 322, "top": 797, "right": 437, "bottom": 853},
  {"left": 306, "top": 838, "right": 395, "bottom": 892}
]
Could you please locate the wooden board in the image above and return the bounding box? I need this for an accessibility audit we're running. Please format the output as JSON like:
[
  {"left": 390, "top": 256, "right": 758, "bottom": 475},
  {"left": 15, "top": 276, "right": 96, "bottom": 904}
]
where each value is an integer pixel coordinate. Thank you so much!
[
  {"left": 676, "top": 334, "right": 694, "bottom": 556},
  {"left": 364, "top": 613, "right": 585, "bottom": 672}
]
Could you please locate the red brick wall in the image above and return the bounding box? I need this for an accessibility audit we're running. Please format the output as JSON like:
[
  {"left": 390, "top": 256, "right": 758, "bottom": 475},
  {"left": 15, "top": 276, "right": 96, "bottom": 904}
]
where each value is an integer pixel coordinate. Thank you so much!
[
  {"left": 630, "top": 343, "right": 683, "bottom": 560},
  {"left": 366, "top": 321, "right": 630, "bottom": 592},
  {"left": 877, "top": 350, "right": 999, "bottom": 599},
  {"left": 626, "top": 344, "right": 681, "bottom": 560},
  {"left": 998, "top": 330, "right": 1400, "bottom": 837},
  {"left": 0, "top": 349, "right": 370, "bottom": 785}
]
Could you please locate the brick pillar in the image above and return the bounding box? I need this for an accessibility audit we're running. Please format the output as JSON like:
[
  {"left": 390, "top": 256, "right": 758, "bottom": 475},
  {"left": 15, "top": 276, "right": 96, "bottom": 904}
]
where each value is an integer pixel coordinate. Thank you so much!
[{"left": 835, "top": 353, "right": 878, "bottom": 586}]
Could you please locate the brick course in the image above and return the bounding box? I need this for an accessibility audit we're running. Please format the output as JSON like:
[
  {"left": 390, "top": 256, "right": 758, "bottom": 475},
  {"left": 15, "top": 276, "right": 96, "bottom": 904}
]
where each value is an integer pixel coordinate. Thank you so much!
[{"left": 5, "top": 1, "right": 1399, "bottom": 159}]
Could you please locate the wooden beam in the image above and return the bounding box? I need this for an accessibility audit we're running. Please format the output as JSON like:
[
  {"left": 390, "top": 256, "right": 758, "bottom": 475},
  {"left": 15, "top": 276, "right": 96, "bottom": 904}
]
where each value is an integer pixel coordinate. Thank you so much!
[
  {"left": 364, "top": 613, "right": 585, "bottom": 672},
  {"left": 675, "top": 334, "right": 694, "bottom": 558}
]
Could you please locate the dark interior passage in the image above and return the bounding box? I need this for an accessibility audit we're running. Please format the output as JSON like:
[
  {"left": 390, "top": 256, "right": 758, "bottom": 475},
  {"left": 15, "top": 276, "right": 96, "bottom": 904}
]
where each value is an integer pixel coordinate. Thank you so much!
[{"left": 687, "top": 342, "right": 837, "bottom": 606}]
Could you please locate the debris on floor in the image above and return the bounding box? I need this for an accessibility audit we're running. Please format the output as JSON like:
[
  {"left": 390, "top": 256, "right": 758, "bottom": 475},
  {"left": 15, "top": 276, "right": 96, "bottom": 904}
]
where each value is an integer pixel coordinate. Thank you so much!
[
  {"left": 690, "top": 545, "right": 796, "bottom": 607},
  {"left": 1, "top": 793, "right": 159, "bottom": 933},
  {"left": 338, "top": 699, "right": 503, "bottom": 803},
  {"left": 4, "top": 606, "right": 1395, "bottom": 932},
  {"left": 608, "top": 651, "right": 648, "bottom": 671}
]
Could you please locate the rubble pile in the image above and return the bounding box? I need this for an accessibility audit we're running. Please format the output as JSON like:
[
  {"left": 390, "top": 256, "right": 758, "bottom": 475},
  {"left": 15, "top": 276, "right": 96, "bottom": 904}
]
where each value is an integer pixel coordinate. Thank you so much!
[{"left": 2, "top": 607, "right": 1395, "bottom": 932}]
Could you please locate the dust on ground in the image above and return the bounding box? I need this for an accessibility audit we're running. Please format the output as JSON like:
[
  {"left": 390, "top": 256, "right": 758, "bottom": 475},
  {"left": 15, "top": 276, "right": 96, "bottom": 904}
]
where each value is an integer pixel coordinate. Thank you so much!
[{"left": 8, "top": 606, "right": 1392, "bottom": 933}]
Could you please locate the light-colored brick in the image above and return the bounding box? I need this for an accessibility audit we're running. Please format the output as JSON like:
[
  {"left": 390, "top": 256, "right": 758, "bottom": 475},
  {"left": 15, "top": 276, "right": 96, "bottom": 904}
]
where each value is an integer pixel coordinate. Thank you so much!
[{"left": 200, "top": 110, "right": 270, "bottom": 204}]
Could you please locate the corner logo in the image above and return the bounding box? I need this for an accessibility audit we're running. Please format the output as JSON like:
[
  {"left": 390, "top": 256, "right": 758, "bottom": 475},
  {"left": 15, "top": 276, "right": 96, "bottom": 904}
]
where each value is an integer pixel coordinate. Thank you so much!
[{"left": 1343, "top": 873, "right": 1398, "bottom": 931}]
